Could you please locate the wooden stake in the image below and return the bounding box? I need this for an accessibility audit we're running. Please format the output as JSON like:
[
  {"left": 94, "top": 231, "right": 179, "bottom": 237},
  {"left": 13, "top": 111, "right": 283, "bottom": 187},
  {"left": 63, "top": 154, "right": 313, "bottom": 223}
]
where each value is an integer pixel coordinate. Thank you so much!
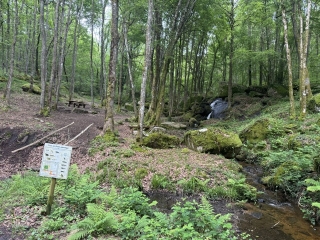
[{"left": 46, "top": 178, "right": 57, "bottom": 215}]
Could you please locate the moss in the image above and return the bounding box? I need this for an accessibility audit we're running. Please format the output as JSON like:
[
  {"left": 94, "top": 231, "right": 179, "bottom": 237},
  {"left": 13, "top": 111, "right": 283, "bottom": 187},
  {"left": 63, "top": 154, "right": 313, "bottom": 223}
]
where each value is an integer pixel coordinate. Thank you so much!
[
  {"left": 307, "top": 93, "right": 320, "bottom": 113},
  {"left": 142, "top": 132, "right": 180, "bottom": 149},
  {"left": 39, "top": 107, "right": 50, "bottom": 117},
  {"left": 270, "top": 84, "right": 289, "bottom": 97},
  {"left": 21, "top": 83, "right": 41, "bottom": 94},
  {"left": 240, "top": 118, "right": 270, "bottom": 143},
  {"left": 184, "top": 127, "right": 242, "bottom": 158}
]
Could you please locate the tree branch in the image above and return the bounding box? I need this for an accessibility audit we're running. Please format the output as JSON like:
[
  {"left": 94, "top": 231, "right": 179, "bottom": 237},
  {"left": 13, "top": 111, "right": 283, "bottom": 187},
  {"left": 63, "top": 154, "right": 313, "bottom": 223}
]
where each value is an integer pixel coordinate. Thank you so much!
[{"left": 11, "top": 122, "right": 74, "bottom": 153}]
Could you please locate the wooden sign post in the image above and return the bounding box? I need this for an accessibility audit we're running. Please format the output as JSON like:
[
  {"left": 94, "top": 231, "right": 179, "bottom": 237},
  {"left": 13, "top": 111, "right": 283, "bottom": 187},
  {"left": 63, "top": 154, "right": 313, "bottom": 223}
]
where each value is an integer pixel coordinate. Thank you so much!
[{"left": 40, "top": 143, "right": 72, "bottom": 215}]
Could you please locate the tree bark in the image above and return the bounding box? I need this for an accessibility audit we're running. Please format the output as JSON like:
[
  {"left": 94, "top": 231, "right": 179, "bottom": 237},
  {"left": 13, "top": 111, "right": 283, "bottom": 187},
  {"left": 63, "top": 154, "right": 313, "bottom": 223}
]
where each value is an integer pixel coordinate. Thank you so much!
[
  {"left": 281, "top": 3, "right": 296, "bottom": 119},
  {"left": 4, "top": 0, "right": 19, "bottom": 105},
  {"left": 123, "top": 22, "right": 138, "bottom": 118},
  {"left": 39, "top": 0, "right": 47, "bottom": 112},
  {"left": 138, "top": 0, "right": 154, "bottom": 141},
  {"left": 103, "top": 0, "right": 119, "bottom": 133}
]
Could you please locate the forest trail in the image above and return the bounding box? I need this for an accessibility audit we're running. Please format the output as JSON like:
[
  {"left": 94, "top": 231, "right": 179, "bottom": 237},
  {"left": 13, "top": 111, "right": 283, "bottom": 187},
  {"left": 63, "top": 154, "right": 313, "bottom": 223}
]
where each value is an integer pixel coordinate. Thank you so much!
[{"left": 0, "top": 92, "right": 132, "bottom": 179}]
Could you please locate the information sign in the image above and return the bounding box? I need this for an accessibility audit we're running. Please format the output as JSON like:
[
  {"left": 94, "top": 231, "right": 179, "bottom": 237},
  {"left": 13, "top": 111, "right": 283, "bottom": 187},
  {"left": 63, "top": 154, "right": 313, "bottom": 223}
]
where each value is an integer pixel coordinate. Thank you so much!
[{"left": 39, "top": 143, "right": 72, "bottom": 179}]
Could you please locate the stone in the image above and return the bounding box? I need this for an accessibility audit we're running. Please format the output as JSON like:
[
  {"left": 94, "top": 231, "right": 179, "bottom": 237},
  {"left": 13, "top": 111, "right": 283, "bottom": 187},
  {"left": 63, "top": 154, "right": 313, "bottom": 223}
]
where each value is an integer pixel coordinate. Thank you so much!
[
  {"left": 240, "top": 118, "right": 270, "bottom": 143},
  {"left": 184, "top": 127, "right": 242, "bottom": 158},
  {"left": 21, "top": 83, "right": 41, "bottom": 94},
  {"left": 161, "top": 121, "right": 187, "bottom": 130},
  {"left": 142, "top": 132, "right": 180, "bottom": 149}
]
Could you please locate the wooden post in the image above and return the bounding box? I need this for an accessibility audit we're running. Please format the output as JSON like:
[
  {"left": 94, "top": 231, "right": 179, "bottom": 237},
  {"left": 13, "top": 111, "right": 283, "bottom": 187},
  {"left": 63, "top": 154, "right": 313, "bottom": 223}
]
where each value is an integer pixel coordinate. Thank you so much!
[{"left": 46, "top": 178, "right": 57, "bottom": 215}]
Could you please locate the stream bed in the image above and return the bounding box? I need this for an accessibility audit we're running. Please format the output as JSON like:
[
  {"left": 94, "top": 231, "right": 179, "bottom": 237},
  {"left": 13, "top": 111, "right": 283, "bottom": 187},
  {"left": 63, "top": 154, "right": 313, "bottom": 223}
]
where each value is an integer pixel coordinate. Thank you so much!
[
  {"left": 147, "top": 162, "right": 320, "bottom": 240},
  {"left": 236, "top": 162, "right": 320, "bottom": 240}
]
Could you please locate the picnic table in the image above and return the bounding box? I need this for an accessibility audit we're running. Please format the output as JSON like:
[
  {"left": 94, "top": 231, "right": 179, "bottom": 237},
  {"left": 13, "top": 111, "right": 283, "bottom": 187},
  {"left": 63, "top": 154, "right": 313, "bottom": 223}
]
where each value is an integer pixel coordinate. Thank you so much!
[{"left": 68, "top": 100, "right": 86, "bottom": 108}]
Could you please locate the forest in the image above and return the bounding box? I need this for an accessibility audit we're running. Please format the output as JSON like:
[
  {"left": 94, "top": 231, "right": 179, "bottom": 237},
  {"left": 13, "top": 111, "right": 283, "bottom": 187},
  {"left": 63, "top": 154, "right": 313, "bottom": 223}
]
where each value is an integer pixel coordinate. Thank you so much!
[{"left": 1, "top": 0, "right": 320, "bottom": 239}]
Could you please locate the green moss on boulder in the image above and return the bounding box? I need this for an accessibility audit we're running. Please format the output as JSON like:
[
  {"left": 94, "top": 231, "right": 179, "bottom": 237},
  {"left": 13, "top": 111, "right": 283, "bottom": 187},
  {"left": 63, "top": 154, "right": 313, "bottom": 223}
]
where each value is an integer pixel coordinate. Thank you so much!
[
  {"left": 22, "top": 83, "right": 41, "bottom": 94},
  {"left": 142, "top": 132, "right": 180, "bottom": 149},
  {"left": 184, "top": 127, "right": 242, "bottom": 158},
  {"left": 240, "top": 118, "right": 270, "bottom": 143}
]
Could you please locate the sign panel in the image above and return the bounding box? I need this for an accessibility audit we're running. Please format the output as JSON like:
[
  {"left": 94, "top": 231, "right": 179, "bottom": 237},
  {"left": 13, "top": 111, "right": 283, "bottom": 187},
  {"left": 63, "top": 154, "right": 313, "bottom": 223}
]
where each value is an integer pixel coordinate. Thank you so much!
[{"left": 39, "top": 143, "right": 72, "bottom": 179}]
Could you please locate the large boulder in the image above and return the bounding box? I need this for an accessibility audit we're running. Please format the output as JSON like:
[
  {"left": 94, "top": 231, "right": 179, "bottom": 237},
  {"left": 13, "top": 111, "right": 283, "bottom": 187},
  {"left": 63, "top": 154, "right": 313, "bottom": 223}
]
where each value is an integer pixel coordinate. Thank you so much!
[
  {"left": 184, "top": 127, "right": 242, "bottom": 158},
  {"left": 239, "top": 118, "right": 270, "bottom": 143},
  {"left": 142, "top": 132, "right": 180, "bottom": 149},
  {"left": 21, "top": 83, "right": 41, "bottom": 94}
]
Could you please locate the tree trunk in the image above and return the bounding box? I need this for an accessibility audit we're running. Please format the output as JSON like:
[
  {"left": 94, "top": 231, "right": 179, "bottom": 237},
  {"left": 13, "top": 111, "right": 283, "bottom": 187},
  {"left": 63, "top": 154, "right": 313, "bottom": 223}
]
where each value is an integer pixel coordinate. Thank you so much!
[
  {"left": 299, "top": 0, "right": 312, "bottom": 119},
  {"left": 90, "top": 0, "right": 95, "bottom": 107},
  {"left": 281, "top": 3, "right": 296, "bottom": 119},
  {"left": 39, "top": 0, "right": 47, "bottom": 113},
  {"left": 54, "top": 0, "right": 71, "bottom": 109},
  {"left": 4, "top": 0, "right": 19, "bottom": 105},
  {"left": 48, "top": 0, "right": 61, "bottom": 110},
  {"left": 103, "top": 0, "right": 119, "bottom": 133},
  {"left": 100, "top": 0, "right": 107, "bottom": 106},
  {"left": 123, "top": 22, "right": 138, "bottom": 118},
  {"left": 69, "top": 2, "right": 83, "bottom": 102},
  {"left": 138, "top": 0, "right": 154, "bottom": 141}
]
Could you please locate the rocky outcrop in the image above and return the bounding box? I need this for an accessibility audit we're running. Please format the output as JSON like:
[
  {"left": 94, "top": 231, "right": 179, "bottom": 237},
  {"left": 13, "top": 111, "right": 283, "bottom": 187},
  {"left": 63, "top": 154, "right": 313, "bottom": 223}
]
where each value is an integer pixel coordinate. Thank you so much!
[{"left": 184, "top": 127, "right": 242, "bottom": 158}]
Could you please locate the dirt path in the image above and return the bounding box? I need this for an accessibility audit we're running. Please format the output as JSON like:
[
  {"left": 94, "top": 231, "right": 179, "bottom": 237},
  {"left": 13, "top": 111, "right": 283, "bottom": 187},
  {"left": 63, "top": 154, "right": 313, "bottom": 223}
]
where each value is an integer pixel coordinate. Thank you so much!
[{"left": 0, "top": 92, "right": 132, "bottom": 179}]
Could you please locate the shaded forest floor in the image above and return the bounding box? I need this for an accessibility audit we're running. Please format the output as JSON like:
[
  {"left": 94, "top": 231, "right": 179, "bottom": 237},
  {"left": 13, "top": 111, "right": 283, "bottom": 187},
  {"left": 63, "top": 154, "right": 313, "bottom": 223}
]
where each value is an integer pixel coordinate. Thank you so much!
[{"left": 0, "top": 92, "right": 244, "bottom": 239}]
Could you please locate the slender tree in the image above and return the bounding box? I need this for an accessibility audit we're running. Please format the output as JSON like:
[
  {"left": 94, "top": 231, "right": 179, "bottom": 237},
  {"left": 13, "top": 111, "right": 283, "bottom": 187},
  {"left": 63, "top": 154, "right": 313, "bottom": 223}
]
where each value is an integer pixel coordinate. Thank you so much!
[
  {"left": 138, "top": 0, "right": 154, "bottom": 141},
  {"left": 281, "top": 2, "right": 296, "bottom": 119},
  {"left": 103, "top": 0, "right": 119, "bottom": 133},
  {"left": 4, "top": 0, "right": 19, "bottom": 105}
]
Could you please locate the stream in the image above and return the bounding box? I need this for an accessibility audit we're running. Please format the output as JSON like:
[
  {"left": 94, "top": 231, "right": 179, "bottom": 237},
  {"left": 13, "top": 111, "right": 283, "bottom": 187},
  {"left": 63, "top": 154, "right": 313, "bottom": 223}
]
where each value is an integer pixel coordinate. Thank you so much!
[
  {"left": 147, "top": 162, "right": 320, "bottom": 240},
  {"left": 236, "top": 162, "right": 320, "bottom": 240}
]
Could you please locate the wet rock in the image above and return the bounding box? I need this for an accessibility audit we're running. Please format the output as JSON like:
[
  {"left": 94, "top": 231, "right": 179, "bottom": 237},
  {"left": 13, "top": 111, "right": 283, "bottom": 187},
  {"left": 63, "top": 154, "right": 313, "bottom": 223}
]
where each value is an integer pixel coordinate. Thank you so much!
[{"left": 251, "top": 211, "right": 263, "bottom": 219}]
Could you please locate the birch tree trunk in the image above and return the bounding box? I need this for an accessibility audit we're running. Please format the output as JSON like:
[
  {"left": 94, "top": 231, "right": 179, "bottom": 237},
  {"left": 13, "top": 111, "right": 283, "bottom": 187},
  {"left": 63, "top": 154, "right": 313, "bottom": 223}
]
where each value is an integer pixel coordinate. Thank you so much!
[
  {"left": 103, "top": 0, "right": 119, "bottom": 133},
  {"left": 299, "top": 0, "right": 312, "bottom": 119},
  {"left": 281, "top": 3, "right": 296, "bottom": 119},
  {"left": 138, "top": 0, "right": 154, "bottom": 141}
]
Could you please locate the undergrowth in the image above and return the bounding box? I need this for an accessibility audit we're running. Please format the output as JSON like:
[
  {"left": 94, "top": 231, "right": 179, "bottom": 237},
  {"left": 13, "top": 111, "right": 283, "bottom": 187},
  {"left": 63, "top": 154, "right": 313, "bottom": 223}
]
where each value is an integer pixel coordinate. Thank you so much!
[{"left": 0, "top": 166, "right": 249, "bottom": 239}]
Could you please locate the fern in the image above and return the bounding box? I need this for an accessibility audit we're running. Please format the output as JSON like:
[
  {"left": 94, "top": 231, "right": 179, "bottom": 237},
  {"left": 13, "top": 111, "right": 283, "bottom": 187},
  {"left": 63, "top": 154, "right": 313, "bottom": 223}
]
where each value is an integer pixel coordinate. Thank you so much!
[{"left": 68, "top": 203, "right": 118, "bottom": 240}]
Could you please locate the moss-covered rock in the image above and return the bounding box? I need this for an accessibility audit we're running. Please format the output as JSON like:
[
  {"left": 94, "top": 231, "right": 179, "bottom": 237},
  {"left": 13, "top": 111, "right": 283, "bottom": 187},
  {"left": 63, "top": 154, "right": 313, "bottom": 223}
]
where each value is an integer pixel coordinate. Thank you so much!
[
  {"left": 21, "top": 83, "right": 41, "bottom": 94},
  {"left": 142, "top": 132, "right": 180, "bottom": 149},
  {"left": 160, "top": 121, "right": 187, "bottom": 130},
  {"left": 184, "top": 127, "right": 242, "bottom": 158},
  {"left": 288, "top": 134, "right": 316, "bottom": 150},
  {"left": 307, "top": 93, "right": 320, "bottom": 113},
  {"left": 268, "top": 84, "right": 289, "bottom": 97},
  {"left": 240, "top": 118, "right": 270, "bottom": 143}
]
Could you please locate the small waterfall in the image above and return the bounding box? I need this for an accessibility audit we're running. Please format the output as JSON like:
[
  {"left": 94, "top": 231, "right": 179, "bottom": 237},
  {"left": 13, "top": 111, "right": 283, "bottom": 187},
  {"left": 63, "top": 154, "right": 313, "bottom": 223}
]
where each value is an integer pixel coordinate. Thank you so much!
[{"left": 207, "top": 98, "right": 228, "bottom": 119}]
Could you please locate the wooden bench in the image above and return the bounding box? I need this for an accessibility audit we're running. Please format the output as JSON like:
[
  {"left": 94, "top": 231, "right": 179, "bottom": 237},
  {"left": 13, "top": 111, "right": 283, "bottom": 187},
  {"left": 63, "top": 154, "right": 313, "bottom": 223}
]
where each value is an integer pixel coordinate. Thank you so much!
[{"left": 68, "top": 100, "right": 86, "bottom": 108}]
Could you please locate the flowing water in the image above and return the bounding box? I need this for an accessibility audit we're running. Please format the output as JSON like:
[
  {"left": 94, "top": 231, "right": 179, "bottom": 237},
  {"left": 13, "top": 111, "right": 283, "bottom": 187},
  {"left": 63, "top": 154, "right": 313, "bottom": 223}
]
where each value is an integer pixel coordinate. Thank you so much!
[
  {"left": 236, "top": 162, "right": 320, "bottom": 240},
  {"left": 147, "top": 162, "right": 320, "bottom": 240}
]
